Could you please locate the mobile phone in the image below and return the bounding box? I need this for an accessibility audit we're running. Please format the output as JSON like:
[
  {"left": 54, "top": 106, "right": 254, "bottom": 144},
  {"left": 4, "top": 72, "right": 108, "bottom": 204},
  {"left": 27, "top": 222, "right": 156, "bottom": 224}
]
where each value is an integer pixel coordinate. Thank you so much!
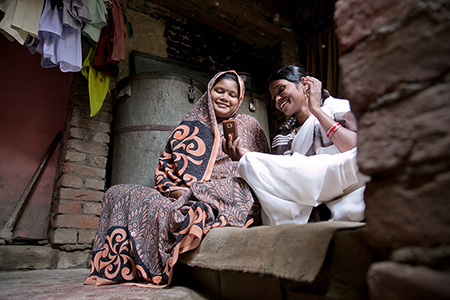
[{"left": 223, "top": 120, "right": 238, "bottom": 142}]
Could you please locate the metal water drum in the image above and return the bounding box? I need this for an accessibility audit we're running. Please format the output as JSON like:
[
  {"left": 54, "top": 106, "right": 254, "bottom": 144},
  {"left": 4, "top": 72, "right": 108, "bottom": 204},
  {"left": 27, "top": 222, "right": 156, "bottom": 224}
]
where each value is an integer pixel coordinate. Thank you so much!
[
  {"left": 112, "top": 72, "right": 205, "bottom": 187},
  {"left": 238, "top": 91, "right": 270, "bottom": 143}
]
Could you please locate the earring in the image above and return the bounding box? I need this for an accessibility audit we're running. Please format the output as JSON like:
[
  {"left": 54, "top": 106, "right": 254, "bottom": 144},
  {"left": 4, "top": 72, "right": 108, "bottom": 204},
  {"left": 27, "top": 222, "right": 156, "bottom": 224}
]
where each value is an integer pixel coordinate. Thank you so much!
[{"left": 304, "top": 86, "right": 310, "bottom": 99}]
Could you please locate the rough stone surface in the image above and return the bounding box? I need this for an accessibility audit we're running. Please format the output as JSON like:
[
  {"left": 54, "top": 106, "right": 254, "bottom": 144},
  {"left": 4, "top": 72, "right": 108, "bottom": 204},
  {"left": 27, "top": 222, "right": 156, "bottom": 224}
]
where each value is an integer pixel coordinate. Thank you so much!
[
  {"left": 363, "top": 171, "right": 450, "bottom": 249},
  {"left": 0, "top": 245, "right": 56, "bottom": 271},
  {"left": 357, "top": 83, "right": 450, "bottom": 174},
  {"left": 367, "top": 261, "right": 450, "bottom": 300},
  {"left": 78, "top": 230, "right": 97, "bottom": 244},
  {"left": 334, "top": 0, "right": 418, "bottom": 54},
  {"left": 390, "top": 245, "right": 450, "bottom": 270},
  {"left": 339, "top": 1, "right": 450, "bottom": 115},
  {"left": 0, "top": 269, "right": 207, "bottom": 300},
  {"left": 56, "top": 249, "right": 91, "bottom": 269},
  {"left": 52, "top": 228, "right": 78, "bottom": 244}
]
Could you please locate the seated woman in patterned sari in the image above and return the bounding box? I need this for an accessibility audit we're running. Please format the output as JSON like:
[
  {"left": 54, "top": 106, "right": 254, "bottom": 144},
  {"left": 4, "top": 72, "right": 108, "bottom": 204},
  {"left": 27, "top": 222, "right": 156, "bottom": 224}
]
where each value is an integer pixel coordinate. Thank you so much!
[{"left": 84, "top": 70, "right": 269, "bottom": 287}]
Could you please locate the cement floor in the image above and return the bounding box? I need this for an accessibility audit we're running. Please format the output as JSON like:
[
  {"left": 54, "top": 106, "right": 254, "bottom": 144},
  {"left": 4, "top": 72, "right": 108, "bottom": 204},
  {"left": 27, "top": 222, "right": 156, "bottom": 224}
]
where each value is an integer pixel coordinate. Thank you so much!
[{"left": 0, "top": 268, "right": 208, "bottom": 300}]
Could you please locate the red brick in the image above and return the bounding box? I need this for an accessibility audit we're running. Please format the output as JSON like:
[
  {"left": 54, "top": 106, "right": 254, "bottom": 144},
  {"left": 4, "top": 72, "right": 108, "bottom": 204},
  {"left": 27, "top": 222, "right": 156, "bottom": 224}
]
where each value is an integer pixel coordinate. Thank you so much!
[
  {"left": 78, "top": 230, "right": 97, "bottom": 244},
  {"left": 67, "top": 139, "right": 108, "bottom": 156},
  {"left": 84, "top": 178, "right": 105, "bottom": 191},
  {"left": 62, "top": 162, "right": 105, "bottom": 178},
  {"left": 69, "top": 127, "right": 88, "bottom": 139},
  {"left": 64, "top": 150, "right": 86, "bottom": 163},
  {"left": 70, "top": 116, "right": 111, "bottom": 133},
  {"left": 51, "top": 228, "right": 78, "bottom": 244},
  {"left": 55, "top": 214, "right": 99, "bottom": 229},
  {"left": 59, "top": 187, "right": 104, "bottom": 202},
  {"left": 92, "top": 110, "right": 113, "bottom": 123},
  {"left": 86, "top": 155, "right": 108, "bottom": 168},
  {"left": 56, "top": 200, "right": 82, "bottom": 214},
  {"left": 83, "top": 202, "right": 102, "bottom": 216},
  {"left": 56, "top": 174, "right": 83, "bottom": 189},
  {"left": 92, "top": 132, "right": 110, "bottom": 144},
  {"left": 101, "top": 101, "right": 114, "bottom": 112},
  {"left": 72, "top": 107, "right": 89, "bottom": 118}
]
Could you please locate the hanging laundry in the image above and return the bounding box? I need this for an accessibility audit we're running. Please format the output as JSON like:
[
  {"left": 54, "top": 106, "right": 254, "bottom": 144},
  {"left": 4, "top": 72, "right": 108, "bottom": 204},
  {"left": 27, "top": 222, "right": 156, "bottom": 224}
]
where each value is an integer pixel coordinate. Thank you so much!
[
  {"left": 91, "top": 0, "right": 125, "bottom": 78},
  {"left": 82, "top": 0, "right": 107, "bottom": 43},
  {"left": 0, "top": 0, "right": 43, "bottom": 44},
  {"left": 62, "top": 0, "right": 91, "bottom": 29},
  {"left": 82, "top": 43, "right": 110, "bottom": 117},
  {"left": 36, "top": 0, "right": 91, "bottom": 72},
  {"left": 24, "top": 35, "right": 40, "bottom": 54},
  {"left": 12, "top": 0, "right": 45, "bottom": 37}
]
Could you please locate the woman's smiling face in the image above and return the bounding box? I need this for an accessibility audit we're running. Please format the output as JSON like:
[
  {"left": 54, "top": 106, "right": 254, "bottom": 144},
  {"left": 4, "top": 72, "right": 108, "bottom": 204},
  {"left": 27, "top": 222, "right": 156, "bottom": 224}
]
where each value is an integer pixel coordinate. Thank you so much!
[
  {"left": 211, "top": 78, "right": 240, "bottom": 119},
  {"left": 269, "top": 79, "right": 304, "bottom": 116}
]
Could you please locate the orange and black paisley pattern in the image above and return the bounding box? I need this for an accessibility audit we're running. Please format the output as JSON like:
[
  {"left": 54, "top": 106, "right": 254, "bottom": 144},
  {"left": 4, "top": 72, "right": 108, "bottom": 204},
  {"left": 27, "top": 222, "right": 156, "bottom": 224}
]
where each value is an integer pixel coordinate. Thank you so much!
[
  {"left": 155, "top": 120, "right": 214, "bottom": 190},
  {"left": 86, "top": 179, "right": 260, "bottom": 286},
  {"left": 85, "top": 71, "right": 269, "bottom": 287}
]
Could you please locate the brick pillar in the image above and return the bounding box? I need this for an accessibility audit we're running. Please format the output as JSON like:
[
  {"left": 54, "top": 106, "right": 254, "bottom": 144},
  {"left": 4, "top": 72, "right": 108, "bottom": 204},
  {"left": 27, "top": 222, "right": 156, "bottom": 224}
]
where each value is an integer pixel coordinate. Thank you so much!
[
  {"left": 335, "top": 0, "right": 450, "bottom": 299},
  {"left": 50, "top": 74, "right": 113, "bottom": 249}
]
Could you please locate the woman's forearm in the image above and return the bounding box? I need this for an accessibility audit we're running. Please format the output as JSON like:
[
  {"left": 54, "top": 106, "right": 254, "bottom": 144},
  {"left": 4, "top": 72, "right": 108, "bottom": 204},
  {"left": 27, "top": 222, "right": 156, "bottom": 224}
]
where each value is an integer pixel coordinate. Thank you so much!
[{"left": 311, "top": 107, "right": 357, "bottom": 152}]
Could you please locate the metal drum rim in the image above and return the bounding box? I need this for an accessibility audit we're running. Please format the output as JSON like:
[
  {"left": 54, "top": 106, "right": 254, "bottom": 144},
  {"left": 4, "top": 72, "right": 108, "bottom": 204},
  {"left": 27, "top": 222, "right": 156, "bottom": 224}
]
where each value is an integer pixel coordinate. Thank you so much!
[{"left": 116, "top": 72, "right": 206, "bottom": 96}]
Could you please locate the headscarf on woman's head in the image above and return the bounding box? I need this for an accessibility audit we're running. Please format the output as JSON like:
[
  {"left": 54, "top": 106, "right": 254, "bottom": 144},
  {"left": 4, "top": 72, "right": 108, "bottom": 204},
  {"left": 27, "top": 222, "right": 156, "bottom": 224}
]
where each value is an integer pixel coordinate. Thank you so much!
[
  {"left": 154, "top": 70, "right": 246, "bottom": 193},
  {"left": 184, "top": 70, "right": 245, "bottom": 123}
]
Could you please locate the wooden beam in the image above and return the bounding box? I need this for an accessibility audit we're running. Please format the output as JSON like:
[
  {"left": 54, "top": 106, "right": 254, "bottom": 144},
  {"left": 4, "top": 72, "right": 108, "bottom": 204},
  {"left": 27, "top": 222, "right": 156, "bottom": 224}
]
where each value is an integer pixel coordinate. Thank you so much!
[{"left": 147, "top": 0, "right": 295, "bottom": 49}]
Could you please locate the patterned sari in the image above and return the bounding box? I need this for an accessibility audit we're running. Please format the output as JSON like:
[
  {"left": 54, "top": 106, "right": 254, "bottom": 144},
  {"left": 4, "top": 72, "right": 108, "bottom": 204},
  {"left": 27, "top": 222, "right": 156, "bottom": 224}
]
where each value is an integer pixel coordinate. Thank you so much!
[{"left": 84, "top": 71, "right": 269, "bottom": 287}]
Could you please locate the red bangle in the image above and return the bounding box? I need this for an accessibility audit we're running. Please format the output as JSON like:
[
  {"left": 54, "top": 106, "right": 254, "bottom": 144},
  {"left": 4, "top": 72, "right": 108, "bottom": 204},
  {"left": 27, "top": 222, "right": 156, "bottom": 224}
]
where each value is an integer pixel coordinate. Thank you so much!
[{"left": 326, "top": 122, "right": 341, "bottom": 139}]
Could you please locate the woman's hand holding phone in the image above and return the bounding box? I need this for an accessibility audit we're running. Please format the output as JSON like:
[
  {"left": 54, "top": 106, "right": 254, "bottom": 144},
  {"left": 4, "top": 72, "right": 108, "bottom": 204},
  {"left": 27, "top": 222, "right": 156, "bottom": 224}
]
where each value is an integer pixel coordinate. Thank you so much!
[{"left": 222, "top": 120, "right": 249, "bottom": 161}]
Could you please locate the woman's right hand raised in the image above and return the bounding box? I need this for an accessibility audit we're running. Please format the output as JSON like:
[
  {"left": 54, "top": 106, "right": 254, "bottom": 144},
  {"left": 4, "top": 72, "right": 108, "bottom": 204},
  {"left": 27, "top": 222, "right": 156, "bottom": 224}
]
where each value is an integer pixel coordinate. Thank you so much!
[{"left": 301, "top": 76, "right": 322, "bottom": 115}]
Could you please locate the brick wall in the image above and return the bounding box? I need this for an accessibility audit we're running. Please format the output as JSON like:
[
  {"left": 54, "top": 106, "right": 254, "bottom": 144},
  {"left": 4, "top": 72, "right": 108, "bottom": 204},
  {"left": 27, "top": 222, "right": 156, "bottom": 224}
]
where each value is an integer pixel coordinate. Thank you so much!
[
  {"left": 50, "top": 74, "right": 113, "bottom": 248},
  {"left": 335, "top": 0, "right": 450, "bottom": 298}
]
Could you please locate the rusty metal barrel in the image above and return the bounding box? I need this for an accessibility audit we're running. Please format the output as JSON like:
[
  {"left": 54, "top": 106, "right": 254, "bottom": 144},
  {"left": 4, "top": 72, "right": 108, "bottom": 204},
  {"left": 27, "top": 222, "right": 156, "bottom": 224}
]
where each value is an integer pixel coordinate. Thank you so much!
[{"left": 112, "top": 73, "right": 205, "bottom": 187}]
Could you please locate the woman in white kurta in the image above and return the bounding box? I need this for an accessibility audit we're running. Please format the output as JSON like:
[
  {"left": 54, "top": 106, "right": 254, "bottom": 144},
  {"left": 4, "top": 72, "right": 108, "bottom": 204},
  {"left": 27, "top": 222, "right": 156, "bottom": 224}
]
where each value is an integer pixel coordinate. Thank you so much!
[{"left": 223, "top": 65, "right": 370, "bottom": 226}]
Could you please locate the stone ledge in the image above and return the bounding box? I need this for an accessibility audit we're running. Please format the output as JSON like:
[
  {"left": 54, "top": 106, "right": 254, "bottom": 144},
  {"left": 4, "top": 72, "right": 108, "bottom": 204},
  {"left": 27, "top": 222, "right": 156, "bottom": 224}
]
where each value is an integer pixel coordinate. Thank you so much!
[
  {"left": 176, "top": 222, "right": 375, "bottom": 300},
  {"left": 0, "top": 245, "right": 90, "bottom": 271}
]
